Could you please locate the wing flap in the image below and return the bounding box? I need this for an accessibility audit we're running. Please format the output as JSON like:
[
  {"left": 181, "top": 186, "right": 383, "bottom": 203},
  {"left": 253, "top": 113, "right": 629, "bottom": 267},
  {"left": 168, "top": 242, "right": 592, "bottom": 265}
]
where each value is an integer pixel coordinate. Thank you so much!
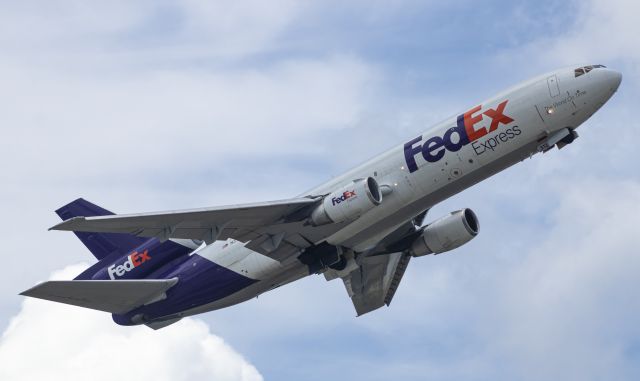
[
  {"left": 20, "top": 278, "right": 178, "bottom": 314},
  {"left": 383, "top": 254, "right": 411, "bottom": 306},
  {"left": 343, "top": 252, "right": 411, "bottom": 316}
]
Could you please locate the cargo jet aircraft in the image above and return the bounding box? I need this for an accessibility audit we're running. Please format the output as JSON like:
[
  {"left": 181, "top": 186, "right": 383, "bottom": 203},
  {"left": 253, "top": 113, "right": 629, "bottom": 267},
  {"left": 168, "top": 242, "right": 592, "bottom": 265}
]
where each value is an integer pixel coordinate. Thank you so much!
[{"left": 22, "top": 65, "right": 621, "bottom": 329}]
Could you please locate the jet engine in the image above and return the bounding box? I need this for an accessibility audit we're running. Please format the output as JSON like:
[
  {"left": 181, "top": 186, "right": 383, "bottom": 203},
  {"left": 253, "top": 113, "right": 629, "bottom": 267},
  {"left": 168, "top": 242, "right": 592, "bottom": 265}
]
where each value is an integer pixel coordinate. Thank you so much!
[
  {"left": 410, "top": 209, "right": 479, "bottom": 256},
  {"left": 311, "top": 177, "right": 382, "bottom": 226}
]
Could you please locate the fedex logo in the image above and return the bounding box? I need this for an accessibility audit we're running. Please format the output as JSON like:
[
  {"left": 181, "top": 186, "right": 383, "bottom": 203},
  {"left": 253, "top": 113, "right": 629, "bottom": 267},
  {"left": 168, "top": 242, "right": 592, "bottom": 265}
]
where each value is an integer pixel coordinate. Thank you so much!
[
  {"left": 332, "top": 190, "right": 356, "bottom": 205},
  {"left": 404, "top": 100, "right": 515, "bottom": 173},
  {"left": 107, "top": 250, "right": 151, "bottom": 280}
]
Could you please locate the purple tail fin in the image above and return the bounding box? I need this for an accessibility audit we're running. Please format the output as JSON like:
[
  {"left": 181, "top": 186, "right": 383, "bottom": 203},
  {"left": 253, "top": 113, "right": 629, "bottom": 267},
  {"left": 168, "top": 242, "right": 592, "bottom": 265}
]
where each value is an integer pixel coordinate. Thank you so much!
[{"left": 55, "top": 198, "right": 148, "bottom": 260}]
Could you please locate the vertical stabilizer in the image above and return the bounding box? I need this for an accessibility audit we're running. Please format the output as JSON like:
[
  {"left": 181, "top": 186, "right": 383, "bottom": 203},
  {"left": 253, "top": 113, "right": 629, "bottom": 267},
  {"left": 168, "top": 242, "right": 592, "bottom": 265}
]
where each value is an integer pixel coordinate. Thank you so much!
[{"left": 55, "top": 198, "right": 148, "bottom": 260}]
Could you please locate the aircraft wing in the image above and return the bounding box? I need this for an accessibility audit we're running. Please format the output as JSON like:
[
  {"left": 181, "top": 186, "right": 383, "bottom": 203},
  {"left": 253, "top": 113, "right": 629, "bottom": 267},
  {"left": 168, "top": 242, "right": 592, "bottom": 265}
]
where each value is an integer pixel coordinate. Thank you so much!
[
  {"left": 342, "top": 252, "right": 411, "bottom": 316},
  {"left": 51, "top": 197, "right": 347, "bottom": 261}
]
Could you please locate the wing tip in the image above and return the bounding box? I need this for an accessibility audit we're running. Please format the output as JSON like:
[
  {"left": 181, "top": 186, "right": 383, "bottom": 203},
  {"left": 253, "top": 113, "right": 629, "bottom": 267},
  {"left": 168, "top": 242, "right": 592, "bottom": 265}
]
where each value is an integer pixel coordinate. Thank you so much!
[
  {"left": 49, "top": 216, "right": 85, "bottom": 231},
  {"left": 19, "top": 282, "right": 47, "bottom": 297}
]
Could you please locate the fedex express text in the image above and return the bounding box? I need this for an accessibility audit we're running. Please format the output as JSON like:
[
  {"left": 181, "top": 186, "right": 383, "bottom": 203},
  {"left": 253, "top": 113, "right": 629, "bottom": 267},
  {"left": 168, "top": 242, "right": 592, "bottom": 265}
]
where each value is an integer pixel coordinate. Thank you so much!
[{"left": 404, "top": 100, "right": 521, "bottom": 173}]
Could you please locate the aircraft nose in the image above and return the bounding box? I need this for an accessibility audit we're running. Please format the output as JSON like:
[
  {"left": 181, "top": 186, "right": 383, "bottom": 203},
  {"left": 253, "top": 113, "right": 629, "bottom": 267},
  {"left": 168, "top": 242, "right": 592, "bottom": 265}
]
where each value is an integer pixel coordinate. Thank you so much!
[
  {"left": 607, "top": 69, "right": 622, "bottom": 92},
  {"left": 591, "top": 68, "right": 622, "bottom": 104}
]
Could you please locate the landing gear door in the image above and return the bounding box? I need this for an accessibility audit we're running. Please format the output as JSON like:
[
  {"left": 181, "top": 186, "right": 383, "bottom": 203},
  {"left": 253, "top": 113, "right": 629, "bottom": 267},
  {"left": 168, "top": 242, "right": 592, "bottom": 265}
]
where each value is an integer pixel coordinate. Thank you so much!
[{"left": 547, "top": 75, "right": 560, "bottom": 98}]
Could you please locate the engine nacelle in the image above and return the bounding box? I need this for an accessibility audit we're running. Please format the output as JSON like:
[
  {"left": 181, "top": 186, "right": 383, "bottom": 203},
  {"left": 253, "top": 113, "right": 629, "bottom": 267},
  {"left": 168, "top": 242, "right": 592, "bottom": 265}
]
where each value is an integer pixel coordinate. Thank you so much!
[
  {"left": 410, "top": 208, "right": 479, "bottom": 256},
  {"left": 311, "top": 177, "right": 382, "bottom": 226}
]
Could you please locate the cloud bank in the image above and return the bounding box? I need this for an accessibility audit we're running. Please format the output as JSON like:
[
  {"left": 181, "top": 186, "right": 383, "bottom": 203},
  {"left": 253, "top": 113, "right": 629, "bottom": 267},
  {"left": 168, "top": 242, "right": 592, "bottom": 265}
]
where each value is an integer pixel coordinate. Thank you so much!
[{"left": 0, "top": 265, "right": 262, "bottom": 381}]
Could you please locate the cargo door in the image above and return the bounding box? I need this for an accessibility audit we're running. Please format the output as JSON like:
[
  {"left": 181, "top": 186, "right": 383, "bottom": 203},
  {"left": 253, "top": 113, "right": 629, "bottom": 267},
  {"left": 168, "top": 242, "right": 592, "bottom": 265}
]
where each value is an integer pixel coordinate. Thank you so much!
[{"left": 547, "top": 75, "right": 560, "bottom": 98}]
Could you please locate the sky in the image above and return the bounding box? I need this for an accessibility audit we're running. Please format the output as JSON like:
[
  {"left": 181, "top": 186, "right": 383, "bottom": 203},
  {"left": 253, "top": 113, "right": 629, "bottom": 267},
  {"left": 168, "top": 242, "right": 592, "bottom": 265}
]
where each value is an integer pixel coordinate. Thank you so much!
[{"left": 0, "top": 0, "right": 639, "bottom": 380}]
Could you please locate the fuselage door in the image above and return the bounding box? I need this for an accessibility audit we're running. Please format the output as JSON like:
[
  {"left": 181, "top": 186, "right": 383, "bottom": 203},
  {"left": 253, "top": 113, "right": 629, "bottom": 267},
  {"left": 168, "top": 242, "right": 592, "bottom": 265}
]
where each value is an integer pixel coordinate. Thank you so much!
[{"left": 547, "top": 75, "right": 560, "bottom": 98}]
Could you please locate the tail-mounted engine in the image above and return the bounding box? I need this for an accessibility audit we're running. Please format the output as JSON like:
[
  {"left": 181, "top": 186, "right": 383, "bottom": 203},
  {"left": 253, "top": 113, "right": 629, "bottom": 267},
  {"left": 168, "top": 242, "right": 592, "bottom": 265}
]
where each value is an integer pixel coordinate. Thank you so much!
[
  {"left": 410, "top": 208, "right": 479, "bottom": 256},
  {"left": 311, "top": 177, "right": 382, "bottom": 226}
]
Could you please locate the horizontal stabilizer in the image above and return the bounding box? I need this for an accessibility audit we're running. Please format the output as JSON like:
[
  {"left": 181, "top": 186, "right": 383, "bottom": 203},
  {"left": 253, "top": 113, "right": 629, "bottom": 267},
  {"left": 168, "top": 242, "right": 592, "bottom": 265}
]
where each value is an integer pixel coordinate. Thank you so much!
[{"left": 20, "top": 278, "right": 178, "bottom": 314}]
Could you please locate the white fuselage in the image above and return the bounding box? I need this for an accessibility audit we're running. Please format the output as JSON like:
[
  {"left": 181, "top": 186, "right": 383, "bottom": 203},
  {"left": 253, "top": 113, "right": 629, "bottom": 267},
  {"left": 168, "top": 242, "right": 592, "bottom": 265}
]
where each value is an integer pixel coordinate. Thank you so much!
[{"left": 179, "top": 66, "right": 621, "bottom": 317}]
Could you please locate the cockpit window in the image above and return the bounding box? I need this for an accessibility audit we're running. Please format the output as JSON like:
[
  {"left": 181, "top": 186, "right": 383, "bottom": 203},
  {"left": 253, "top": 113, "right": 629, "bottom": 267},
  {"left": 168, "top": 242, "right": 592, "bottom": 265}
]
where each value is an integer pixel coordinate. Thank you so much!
[{"left": 574, "top": 64, "right": 606, "bottom": 77}]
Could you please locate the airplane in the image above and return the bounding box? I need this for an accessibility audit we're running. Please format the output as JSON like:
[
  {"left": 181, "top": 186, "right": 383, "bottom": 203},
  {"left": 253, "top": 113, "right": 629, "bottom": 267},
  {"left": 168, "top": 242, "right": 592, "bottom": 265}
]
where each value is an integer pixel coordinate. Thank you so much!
[{"left": 21, "top": 64, "right": 621, "bottom": 329}]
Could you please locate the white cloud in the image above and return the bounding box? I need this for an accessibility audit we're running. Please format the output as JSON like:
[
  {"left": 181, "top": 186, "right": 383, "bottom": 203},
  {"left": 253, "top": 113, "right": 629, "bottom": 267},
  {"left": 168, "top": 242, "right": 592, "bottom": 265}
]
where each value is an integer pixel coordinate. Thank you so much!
[
  {"left": 550, "top": 0, "right": 640, "bottom": 64},
  {"left": 0, "top": 1, "right": 145, "bottom": 47},
  {"left": 0, "top": 264, "right": 263, "bottom": 381},
  {"left": 0, "top": 56, "right": 374, "bottom": 182},
  {"left": 496, "top": 0, "right": 640, "bottom": 83},
  {"left": 491, "top": 178, "right": 640, "bottom": 380},
  {"left": 178, "top": 0, "right": 303, "bottom": 58},
  {"left": 0, "top": 1, "right": 305, "bottom": 62}
]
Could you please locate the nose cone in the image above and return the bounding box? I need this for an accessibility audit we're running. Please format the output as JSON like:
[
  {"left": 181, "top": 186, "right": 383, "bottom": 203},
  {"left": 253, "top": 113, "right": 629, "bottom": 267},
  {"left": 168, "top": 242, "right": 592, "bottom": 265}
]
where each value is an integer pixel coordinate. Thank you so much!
[
  {"left": 606, "top": 69, "right": 623, "bottom": 92},
  {"left": 590, "top": 68, "right": 622, "bottom": 106}
]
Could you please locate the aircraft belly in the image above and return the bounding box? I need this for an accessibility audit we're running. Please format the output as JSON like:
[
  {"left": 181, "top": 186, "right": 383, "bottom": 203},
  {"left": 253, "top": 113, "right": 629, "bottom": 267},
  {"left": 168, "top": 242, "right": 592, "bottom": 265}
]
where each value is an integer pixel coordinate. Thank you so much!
[
  {"left": 197, "top": 239, "right": 283, "bottom": 280},
  {"left": 163, "top": 261, "right": 309, "bottom": 319},
  {"left": 115, "top": 250, "right": 309, "bottom": 323}
]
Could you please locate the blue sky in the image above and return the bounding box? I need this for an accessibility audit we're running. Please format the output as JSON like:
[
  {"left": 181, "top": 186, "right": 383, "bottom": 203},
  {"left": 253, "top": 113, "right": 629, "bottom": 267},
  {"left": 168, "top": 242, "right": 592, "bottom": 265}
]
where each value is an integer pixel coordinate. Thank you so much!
[{"left": 0, "top": 1, "right": 639, "bottom": 380}]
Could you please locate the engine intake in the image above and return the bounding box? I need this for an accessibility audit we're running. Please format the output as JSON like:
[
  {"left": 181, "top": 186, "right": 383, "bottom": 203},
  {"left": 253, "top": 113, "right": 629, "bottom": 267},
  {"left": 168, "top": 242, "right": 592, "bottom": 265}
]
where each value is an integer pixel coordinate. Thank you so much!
[
  {"left": 410, "top": 208, "right": 479, "bottom": 256},
  {"left": 311, "top": 177, "right": 382, "bottom": 226}
]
